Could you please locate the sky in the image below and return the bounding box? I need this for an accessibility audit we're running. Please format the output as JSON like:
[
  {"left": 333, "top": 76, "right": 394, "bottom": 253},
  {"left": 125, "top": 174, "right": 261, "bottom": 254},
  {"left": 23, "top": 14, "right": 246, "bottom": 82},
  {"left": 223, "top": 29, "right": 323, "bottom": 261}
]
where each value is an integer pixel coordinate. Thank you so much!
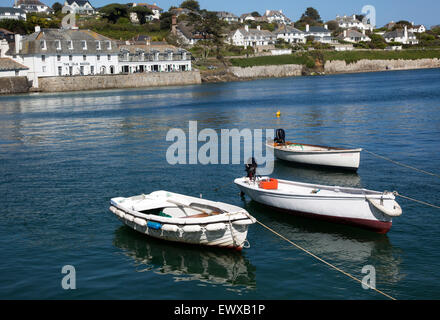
[{"left": 1, "top": 0, "right": 439, "bottom": 28}]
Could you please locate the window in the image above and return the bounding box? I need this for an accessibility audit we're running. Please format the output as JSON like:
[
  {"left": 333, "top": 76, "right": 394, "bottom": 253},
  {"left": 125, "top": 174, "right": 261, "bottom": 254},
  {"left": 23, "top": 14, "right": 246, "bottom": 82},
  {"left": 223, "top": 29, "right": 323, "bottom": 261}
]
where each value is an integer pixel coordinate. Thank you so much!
[
  {"left": 80, "top": 66, "right": 84, "bottom": 75},
  {"left": 41, "top": 55, "right": 45, "bottom": 62},
  {"left": 82, "top": 40, "right": 87, "bottom": 50},
  {"left": 106, "top": 41, "right": 111, "bottom": 50},
  {"left": 83, "top": 55, "right": 86, "bottom": 61},
  {"left": 42, "top": 66, "right": 46, "bottom": 72},
  {"left": 97, "top": 54, "right": 100, "bottom": 61},
  {"left": 68, "top": 40, "right": 73, "bottom": 50},
  {"left": 57, "top": 55, "right": 61, "bottom": 62},
  {"left": 90, "top": 66, "right": 94, "bottom": 74},
  {"left": 40, "top": 40, "right": 46, "bottom": 50},
  {"left": 107, "top": 54, "right": 111, "bottom": 61},
  {"left": 56, "top": 40, "right": 61, "bottom": 50},
  {"left": 69, "top": 55, "right": 72, "bottom": 61},
  {"left": 96, "top": 41, "right": 101, "bottom": 50},
  {"left": 58, "top": 66, "right": 62, "bottom": 76}
]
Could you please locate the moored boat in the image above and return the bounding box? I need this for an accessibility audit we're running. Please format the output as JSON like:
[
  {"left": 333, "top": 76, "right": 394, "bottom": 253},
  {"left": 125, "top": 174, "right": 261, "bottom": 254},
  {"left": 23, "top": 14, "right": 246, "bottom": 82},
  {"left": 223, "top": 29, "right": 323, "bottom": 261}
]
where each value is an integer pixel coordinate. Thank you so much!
[
  {"left": 110, "top": 191, "right": 256, "bottom": 250},
  {"left": 234, "top": 176, "right": 402, "bottom": 234},
  {"left": 267, "top": 129, "right": 362, "bottom": 171}
]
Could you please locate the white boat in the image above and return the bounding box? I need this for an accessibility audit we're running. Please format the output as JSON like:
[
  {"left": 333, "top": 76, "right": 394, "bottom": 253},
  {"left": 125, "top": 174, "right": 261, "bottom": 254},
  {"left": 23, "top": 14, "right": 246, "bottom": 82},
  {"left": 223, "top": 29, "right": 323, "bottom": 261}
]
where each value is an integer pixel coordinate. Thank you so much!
[
  {"left": 234, "top": 176, "right": 402, "bottom": 234},
  {"left": 109, "top": 191, "right": 256, "bottom": 250},
  {"left": 267, "top": 140, "right": 362, "bottom": 171}
]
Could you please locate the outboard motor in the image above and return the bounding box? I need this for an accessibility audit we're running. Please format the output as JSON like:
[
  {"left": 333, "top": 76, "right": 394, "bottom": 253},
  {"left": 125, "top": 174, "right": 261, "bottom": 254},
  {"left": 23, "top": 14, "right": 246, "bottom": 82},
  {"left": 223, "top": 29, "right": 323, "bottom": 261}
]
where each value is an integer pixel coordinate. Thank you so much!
[
  {"left": 274, "top": 128, "right": 286, "bottom": 144},
  {"left": 245, "top": 157, "right": 258, "bottom": 180}
]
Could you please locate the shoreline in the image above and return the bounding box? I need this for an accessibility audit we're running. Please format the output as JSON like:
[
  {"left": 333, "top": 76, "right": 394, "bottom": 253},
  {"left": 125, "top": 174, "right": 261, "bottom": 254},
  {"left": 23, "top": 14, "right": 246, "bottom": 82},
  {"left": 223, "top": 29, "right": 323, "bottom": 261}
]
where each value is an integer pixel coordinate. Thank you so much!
[{"left": 1, "top": 59, "right": 440, "bottom": 95}]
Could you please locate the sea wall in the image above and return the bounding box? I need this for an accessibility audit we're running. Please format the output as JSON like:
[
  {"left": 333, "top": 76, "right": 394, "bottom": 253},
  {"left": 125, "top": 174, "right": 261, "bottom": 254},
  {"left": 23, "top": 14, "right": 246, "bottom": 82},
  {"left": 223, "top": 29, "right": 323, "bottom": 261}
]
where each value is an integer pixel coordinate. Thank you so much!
[
  {"left": 37, "top": 71, "right": 201, "bottom": 92},
  {"left": 324, "top": 58, "right": 440, "bottom": 74},
  {"left": 228, "top": 64, "right": 303, "bottom": 79},
  {"left": 0, "top": 76, "right": 31, "bottom": 94}
]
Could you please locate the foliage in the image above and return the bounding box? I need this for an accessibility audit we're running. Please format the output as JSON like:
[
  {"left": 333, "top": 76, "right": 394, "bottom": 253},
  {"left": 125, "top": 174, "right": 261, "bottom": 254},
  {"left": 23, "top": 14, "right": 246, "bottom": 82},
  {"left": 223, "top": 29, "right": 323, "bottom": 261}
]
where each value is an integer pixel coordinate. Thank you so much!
[
  {"left": 300, "top": 7, "right": 322, "bottom": 23},
  {"left": 99, "top": 3, "right": 129, "bottom": 24},
  {"left": 52, "top": 2, "right": 63, "bottom": 14},
  {"left": 180, "top": 0, "right": 200, "bottom": 12},
  {"left": 130, "top": 6, "right": 153, "bottom": 25}
]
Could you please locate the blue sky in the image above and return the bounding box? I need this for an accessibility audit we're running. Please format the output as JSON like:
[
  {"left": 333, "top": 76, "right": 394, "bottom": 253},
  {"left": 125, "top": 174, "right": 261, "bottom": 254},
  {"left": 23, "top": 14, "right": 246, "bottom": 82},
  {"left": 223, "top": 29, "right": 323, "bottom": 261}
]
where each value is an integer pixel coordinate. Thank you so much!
[{"left": 1, "top": 0, "right": 439, "bottom": 28}]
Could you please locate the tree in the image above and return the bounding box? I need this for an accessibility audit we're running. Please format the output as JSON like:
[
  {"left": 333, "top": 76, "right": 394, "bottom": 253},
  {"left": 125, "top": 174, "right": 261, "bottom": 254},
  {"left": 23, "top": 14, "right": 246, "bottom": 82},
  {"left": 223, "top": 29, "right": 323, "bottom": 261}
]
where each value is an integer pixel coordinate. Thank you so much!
[
  {"left": 130, "top": 6, "right": 152, "bottom": 24},
  {"left": 160, "top": 11, "right": 173, "bottom": 30},
  {"left": 180, "top": 0, "right": 200, "bottom": 12},
  {"left": 301, "top": 7, "right": 321, "bottom": 23},
  {"left": 99, "top": 4, "right": 129, "bottom": 24},
  {"left": 52, "top": 2, "right": 62, "bottom": 14},
  {"left": 250, "top": 11, "right": 260, "bottom": 17},
  {"left": 326, "top": 20, "right": 339, "bottom": 31}
]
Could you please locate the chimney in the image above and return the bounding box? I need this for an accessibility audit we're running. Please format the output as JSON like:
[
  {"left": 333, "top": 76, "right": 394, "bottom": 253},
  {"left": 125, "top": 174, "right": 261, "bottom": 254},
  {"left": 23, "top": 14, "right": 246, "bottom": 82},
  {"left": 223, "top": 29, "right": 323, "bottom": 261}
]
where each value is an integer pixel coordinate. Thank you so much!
[
  {"left": 306, "top": 24, "right": 309, "bottom": 32},
  {"left": 245, "top": 25, "right": 249, "bottom": 32},
  {"left": 279, "top": 10, "right": 283, "bottom": 13},
  {"left": 257, "top": 25, "right": 261, "bottom": 31},
  {"left": 362, "top": 29, "right": 365, "bottom": 35},
  {"left": 266, "top": 10, "right": 270, "bottom": 16},
  {"left": 35, "top": 25, "right": 41, "bottom": 33},
  {"left": 404, "top": 25, "right": 408, "bottom": 39},
  {"left": 353, "top": 14, "right": 356, "bottom": 20},
  {"left": 343, "top": 30, "right": 347, "bottom": 38},
  {"left": 324, "top": 24, "right": 328, "bottom": 30},
  {"left": 171, "top": 15, "right": 177, "bottom": 35},
  {"left": 15, "top": 34, "right": 21, "bottom": 54}
]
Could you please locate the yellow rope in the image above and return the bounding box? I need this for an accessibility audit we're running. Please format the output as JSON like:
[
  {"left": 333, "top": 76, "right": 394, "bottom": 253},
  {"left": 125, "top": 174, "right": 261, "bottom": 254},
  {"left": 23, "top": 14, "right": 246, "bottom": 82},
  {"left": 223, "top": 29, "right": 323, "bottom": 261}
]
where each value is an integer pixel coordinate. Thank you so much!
[
  {"left": 364, "top": 149, "right": 440, "bottom": 179},
  {"left": 254, "top": 219, "right": 397, "bottom": 300}
]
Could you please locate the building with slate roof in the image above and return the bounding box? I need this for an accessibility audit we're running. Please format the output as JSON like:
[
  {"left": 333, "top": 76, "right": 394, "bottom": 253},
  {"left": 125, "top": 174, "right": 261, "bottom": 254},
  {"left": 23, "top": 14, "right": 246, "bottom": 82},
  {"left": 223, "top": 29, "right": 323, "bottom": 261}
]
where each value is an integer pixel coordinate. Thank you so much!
[
  {"left": 63, "top": 0, "right": 95, "bottom": 15},
  {"left": 0, "top": 7, "right": 27, "bottom": 21}
]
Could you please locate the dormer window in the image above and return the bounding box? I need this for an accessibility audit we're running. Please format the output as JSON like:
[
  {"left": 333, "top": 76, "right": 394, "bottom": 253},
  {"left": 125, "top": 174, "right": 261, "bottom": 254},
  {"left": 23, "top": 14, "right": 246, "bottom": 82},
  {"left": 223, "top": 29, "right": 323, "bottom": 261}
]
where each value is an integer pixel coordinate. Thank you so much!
[
  {"left": 68, "top": 40, "right": 73, "bottom": 50},
  {"left": 82, "top": 40, "right": 87, "bottom": 50},
  {"left": 106, "top": 41, "right": 111, "bottom": 50},
  {"left": 96, "top": 41, "right": 101, "bottom": 50},
  {"left": 56, "top": 40, "right": 61, "bottom": 50},
  {"left": 40, "top": 40, "right": 46, "bottom": 50}
]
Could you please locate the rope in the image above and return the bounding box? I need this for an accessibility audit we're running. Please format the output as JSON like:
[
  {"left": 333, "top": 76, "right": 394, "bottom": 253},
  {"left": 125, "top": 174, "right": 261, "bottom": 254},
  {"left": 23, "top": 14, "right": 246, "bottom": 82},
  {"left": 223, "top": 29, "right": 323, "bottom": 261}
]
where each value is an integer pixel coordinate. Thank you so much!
[
  {"left": 253, "top": 218, "right": 397, "bottom": 300},
  {"left": 393, "top": 191, "right": 440, "bottom": 209},
  {"left": 364, "top": 149, "right": 440, "bottom": 179}
]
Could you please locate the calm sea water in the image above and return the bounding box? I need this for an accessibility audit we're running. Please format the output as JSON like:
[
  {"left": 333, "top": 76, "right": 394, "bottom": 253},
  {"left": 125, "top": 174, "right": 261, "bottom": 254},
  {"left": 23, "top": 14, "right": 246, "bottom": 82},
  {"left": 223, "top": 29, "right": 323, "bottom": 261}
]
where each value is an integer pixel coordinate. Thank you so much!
[{"left": 1, "top": 69, "right": 440, "bottom": 300}]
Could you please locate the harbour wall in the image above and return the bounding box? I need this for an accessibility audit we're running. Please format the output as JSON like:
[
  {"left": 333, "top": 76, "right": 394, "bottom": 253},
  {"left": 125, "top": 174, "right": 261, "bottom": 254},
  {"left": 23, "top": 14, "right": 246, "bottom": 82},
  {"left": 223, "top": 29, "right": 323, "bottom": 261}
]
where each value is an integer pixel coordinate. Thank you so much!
[
  {"left": 37, "top": 71, "right": 202, "bottom": 92},
  {"left": 324, "top": 58, "right": 440, "bottom": 74},
  {"left": 228, "top": 64, "right": 303, "bottom": 79},
  {"left": 0, "top": 76, "right": 31, "bottom": 95}
]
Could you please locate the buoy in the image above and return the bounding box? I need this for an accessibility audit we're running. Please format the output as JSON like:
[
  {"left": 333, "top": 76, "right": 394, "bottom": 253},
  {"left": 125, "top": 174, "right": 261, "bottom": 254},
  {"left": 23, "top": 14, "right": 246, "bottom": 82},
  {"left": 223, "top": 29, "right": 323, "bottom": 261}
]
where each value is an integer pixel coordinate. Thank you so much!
[{"left": 276, "top": 110, "right": 281, "bottom": 117}]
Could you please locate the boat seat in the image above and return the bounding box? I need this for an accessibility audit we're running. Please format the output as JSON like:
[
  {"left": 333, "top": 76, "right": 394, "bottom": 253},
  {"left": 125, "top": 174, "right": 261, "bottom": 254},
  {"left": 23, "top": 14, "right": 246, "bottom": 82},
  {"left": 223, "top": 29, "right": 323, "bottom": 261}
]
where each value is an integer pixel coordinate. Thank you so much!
[{"left": 184, "top": 211, "right": 221, "bottom": 219}]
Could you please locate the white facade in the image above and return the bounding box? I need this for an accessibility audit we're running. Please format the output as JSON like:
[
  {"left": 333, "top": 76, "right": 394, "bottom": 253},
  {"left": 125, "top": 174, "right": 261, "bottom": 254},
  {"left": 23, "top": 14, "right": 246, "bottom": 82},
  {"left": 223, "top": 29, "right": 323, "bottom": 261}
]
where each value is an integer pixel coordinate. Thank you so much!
[
  {"left": 13, "top": 0, "right": 52, "bottom": 14},
  {"left": 228, "top": 25, "right": 275, "bottom": 48},
  {"left": 384, "top": 26, "right": 419, "bottom": 45},
  {"left": 263, "top": 10, "right": 290, "bottom": 24},
  {"left": 408, "top": 23, "right": 426, "bottom": 33},
  {"left": 339, "top": 29, "right": 371, "bottom": 43},
  {"left": 336, "top": 14, "right": 374, "bottom": 31},
  {"left": 63, "top": 1, "right": 95, "bottom": 15},
  {"left": 276, "top": 26, "right": 306, "bottom": 44},
  {"left": 305, "top": 25, "right": 334, "bottom": 44},
  {"left": 0, "top": 7, "right": 27, "bottom": 21}
]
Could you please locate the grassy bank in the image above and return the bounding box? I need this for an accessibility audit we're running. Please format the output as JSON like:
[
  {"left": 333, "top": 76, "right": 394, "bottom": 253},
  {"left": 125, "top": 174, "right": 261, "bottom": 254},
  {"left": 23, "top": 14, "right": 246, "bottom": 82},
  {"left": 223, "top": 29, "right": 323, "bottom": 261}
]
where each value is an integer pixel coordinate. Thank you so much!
[{"left": 230, "top": 50, "right": 440, "bottom": 67}]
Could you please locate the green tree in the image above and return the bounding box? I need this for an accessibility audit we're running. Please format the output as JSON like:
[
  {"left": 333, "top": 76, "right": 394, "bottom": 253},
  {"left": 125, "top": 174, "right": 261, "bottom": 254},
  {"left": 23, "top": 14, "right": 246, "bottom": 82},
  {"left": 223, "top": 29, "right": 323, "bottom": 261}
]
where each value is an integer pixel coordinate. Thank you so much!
[
  {"left": 250, "top": 11, "right": 260, "bottom": 17},
  {"left": 180, "top": 0, "right": 200, "bottom": 12},
  {"left": 99, "top": 4, "right": 129, "bottom": 24},
  {"left": 130, "top": 6, "right": 153, "bottom": 24},
  {"left": 160, "top": 11, "right": 173, "bottom": 30},
  {"left": 301, "top": 7, "right": 321, "bottom": 23},
  {"left": 52, "top": 2, "right": 62, "bottom": 14}
]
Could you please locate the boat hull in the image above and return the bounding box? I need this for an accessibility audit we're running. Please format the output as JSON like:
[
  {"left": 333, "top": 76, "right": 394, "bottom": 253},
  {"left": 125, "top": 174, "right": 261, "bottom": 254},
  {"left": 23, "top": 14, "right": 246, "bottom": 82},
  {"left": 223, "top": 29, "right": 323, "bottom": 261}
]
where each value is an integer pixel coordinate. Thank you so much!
[
  {"left": 235, "top": 178, "right": 395, "bottom": 234},
  {"left": 269, "top": 143, "right": 361, "bottom": 171}
]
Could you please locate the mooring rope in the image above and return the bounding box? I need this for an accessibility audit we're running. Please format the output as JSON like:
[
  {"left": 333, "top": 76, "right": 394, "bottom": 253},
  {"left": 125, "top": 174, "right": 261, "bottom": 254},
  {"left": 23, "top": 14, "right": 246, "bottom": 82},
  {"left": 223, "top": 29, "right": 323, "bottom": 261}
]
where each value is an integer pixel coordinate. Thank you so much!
[
  {"left": 393, "top": 191, "right": 440, "bottom": 210},
  {"left": 252, "top": 218, "right": 396, "bottom": 300},
  {"left": 364, "top": 149, "right": 440, "bottom": 179}
]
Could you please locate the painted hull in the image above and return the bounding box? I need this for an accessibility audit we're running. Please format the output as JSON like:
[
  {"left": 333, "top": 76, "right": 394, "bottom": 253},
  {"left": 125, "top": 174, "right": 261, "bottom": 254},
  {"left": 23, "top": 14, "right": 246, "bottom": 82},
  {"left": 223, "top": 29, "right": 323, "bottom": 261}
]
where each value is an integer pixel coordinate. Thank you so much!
[
  {"left": 268, "top": 142, "right": 362, "bottom": 171},
  {"left": 234, "top": 177, "right": 400, "bottom": 234},
  {"left": 110, "top": 191, "right": 255, "bottom": 250}
]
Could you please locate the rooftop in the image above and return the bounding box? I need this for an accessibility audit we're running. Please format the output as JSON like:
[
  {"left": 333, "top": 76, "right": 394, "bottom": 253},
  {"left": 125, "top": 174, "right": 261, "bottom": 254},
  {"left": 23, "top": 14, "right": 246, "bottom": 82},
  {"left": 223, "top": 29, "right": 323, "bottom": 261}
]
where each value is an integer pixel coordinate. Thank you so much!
[{"left": 0, "top": 57, "right": 28, "bottom": 71}]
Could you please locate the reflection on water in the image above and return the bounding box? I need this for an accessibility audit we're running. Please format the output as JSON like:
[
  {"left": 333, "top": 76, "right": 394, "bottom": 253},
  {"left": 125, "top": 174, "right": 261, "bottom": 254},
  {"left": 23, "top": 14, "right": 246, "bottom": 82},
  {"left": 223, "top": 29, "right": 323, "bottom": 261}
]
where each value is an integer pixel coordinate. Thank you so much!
[
  {"left": 113, "top": 226, "right": 256, "bottom": 291},
  {"left": 244, "top": 201, "right": 404, "bottom": 285},
  {"left": 272, "top": 160, "right": 362, "bottom": 187}
]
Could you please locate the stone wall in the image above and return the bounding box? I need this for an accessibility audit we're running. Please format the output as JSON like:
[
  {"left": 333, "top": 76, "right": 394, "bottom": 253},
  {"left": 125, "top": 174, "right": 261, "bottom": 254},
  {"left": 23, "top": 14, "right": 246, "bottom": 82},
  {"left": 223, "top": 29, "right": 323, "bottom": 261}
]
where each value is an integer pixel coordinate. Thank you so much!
[
  {"left": 0, "top": 76, "right": 30, "bottom": 94},
  {"left": 324, "top": 58, "right": 440, "bottom": 74},
  {"left": 228, "top": 64, "right": 303, "bottom": 79},
  {"left": 38, "top": 71, "right": 201, "bottom": 92}
]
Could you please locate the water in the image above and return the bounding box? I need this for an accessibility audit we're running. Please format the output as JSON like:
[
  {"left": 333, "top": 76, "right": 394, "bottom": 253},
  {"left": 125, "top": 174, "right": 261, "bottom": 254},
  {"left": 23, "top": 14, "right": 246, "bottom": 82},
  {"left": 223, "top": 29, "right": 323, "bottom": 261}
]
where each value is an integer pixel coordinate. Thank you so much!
[{"left": 1, "top": 69, "right": 439, "bottom": 300}]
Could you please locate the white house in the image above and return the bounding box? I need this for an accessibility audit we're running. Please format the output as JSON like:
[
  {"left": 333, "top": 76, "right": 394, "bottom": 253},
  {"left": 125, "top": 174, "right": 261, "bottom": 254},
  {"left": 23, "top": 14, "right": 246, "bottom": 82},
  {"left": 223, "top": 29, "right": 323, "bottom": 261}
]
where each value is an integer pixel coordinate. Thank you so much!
[
  {"left": 63, "top": 0, "right": 95, "bottom": 15},
  {"left": 7, "top": 28, "right": 120, "bottom": 87},
  {"left": 305, "top": 25, "right": 334, "bottom": 44},
  {"left": 118, "top": 44, "right": 192, "bottom": 73},
  {"left": 335, "top": 14, "right": 374, "bottom": 31},
  {"left": 338, "top": 29, "right": 371, "bottom": 43},
  {"left": 0, "top": 7, "right": 27, "bottom": 21},
  {"left": 227, "top": 25, "right": 275, "bottom": 49},
  {"left": 263, "top": 10, "right": 291, "bottom": 25},
  {"left": 216, "top": 11, "right": 239, "bottom": 24},
  {"left": 275, "top": 25, "right": 306, "bottom": 44},
  {"left": 130, "top": 3, "right": 163, "bottom": 22},
  {"left": 383, "top": 26, "right": 418, "bottom": 45},
  {"left": 13, "top": 0, "right": 52, "bottom": 14},
  {"left": 408, "top": 23, "right": 426, "bottom": 33}
]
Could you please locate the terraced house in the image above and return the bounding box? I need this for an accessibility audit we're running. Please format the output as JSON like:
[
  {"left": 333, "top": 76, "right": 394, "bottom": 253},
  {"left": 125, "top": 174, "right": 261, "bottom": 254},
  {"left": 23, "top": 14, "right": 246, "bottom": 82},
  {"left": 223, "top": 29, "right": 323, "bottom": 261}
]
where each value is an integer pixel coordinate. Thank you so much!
[
  {"left": 8, "top": 28, "right": 120, "bottom": 87},
  {"left": 63, "top": 0, "right": 96, "bottom": 15},
  {"left": 13, "top": 0, "right": 53, "bottom": 14},
  {"left": 227, "top": 25, "right": 276, "bottom": 50},
  {"left": 0, "top": 7, "right": 27, "bottom": 21}
]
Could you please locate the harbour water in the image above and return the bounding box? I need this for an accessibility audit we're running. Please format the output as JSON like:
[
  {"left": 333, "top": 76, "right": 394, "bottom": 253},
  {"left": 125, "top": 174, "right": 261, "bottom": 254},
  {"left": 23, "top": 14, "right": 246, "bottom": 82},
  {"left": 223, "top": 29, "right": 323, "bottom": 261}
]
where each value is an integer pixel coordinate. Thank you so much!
[{"left": 1, "top": 68, "right": 439, "bottom": 299}]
